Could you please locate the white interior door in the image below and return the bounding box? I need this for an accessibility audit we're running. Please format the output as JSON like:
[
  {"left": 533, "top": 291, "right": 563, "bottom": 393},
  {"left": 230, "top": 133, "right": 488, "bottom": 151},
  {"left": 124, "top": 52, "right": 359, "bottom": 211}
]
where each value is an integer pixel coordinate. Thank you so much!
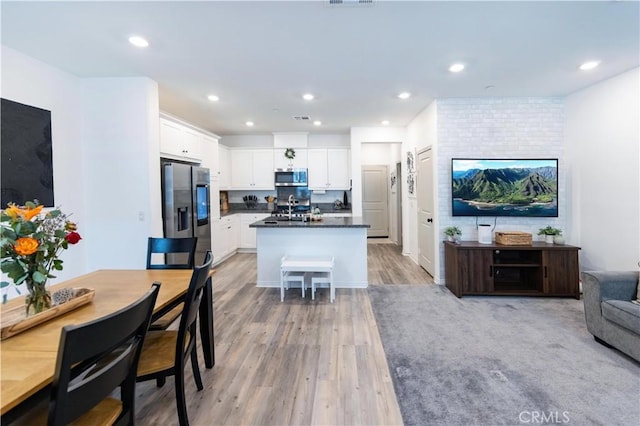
[
  {"left": 417, "top": 148, "right": 435, "bottom": 276},
  {"left": 362, "top": 165, "right": 389, "bottom": 238}
]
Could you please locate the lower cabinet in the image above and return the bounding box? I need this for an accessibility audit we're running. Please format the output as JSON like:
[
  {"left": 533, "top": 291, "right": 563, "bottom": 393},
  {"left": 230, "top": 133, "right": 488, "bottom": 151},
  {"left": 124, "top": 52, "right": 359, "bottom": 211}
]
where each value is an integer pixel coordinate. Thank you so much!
[
  {"left": 444, "top": 241, "right": 580, "bottom": 298},
  {"left": 213, "top": 215, "right": 239, "bottom": 264},
  {"left": 239, "top": 213, "right": 270, "bottom": 249}
]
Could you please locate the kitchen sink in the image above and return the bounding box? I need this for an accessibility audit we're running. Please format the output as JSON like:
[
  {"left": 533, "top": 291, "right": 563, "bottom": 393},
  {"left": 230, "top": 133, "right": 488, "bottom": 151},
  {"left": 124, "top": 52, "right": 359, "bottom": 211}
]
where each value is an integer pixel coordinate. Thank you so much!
[{"left": 268, "top": 216, "right": 304, "bottom": 222}]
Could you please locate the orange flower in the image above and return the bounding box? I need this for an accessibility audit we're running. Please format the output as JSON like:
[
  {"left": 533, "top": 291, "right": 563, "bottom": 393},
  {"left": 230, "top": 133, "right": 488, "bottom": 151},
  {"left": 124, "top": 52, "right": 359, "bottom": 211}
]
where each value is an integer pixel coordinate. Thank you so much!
[
  {"left": 4, "top": 203, "right": 43, "bottom": 221},
  {"left": 14, "top": 237, "right": 39, "bottom": 256},
  {"left": 23, "top": 205, "right": 43, "bottom": 221}
]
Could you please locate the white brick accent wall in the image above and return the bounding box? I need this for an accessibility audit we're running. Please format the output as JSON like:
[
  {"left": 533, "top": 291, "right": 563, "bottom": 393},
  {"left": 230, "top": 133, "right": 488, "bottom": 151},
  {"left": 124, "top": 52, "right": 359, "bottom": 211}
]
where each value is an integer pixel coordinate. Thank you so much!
[{"left": 436, "top": 98, "right": 566, "bottom": 278}]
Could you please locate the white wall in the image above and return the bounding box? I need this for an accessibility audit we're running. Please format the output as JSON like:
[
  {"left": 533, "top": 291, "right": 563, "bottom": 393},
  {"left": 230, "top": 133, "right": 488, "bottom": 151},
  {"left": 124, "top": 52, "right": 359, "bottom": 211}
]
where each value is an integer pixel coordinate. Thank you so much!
[
  {"left": 349, "top": 127, "right": 406, "bottom": 219},
  {"left": 406, "top": 102, "right": 438, "bottom": 268},
  {"left": 1, "top": 46, "right": 162, "bottom": 300},
  {"left": 308, "top": 133, "right": 350, "bottom": 148},
  {"left": 221, "top": 134, "right": 273, "bottom": 148},
  {"left": 81, "top": 78, "right": 161, "bottom": 270},
  {"left": 565, "top": 68, "right": 640, "bottom": 271},
  {"left": 436, "top": 98, "right": 566, "bottom": 280},
  {"left": 1, "top": 46, "right": 87, "bottom": 295},
  {"left": 361, "top": 143, "right": 402, "bottom": 242}
]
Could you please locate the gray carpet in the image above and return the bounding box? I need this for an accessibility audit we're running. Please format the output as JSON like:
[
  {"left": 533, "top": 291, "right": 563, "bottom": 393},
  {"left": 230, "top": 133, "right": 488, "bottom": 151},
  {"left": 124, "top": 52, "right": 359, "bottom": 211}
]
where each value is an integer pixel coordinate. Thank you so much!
[{"left": 368, "top": 285, "right": 640, "bottom": 426}]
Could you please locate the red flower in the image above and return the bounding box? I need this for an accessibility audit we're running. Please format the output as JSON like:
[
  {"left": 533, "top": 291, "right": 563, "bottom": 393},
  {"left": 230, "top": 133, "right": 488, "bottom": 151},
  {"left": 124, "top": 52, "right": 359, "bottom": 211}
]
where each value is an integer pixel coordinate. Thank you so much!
[{"left": 65, "top": 232, "right": 82, "bottom": 245}]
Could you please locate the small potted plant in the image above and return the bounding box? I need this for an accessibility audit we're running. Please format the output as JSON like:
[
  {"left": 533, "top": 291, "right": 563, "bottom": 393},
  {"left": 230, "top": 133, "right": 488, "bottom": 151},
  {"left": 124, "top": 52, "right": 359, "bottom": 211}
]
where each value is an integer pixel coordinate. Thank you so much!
[
  {"left": 444, "top": 226, "right": 462, "bottom": 243},
  {"left": 538, "top": 226, "right": 562, "bottom": 244}
]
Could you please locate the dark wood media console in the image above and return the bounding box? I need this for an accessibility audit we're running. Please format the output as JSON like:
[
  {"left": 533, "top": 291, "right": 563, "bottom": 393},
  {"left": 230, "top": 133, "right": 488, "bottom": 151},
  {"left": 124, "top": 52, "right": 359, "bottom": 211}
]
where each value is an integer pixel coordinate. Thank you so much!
[{"left": 444, "top": 241, "right": 580, "bottom": 298}]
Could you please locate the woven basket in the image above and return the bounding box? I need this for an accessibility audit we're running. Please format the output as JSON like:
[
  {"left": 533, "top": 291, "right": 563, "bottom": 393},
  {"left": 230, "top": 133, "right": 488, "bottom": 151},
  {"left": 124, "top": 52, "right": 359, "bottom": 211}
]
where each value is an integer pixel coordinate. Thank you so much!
[{"left": 495, "top": 231, "right": 532, "bottom": 246}]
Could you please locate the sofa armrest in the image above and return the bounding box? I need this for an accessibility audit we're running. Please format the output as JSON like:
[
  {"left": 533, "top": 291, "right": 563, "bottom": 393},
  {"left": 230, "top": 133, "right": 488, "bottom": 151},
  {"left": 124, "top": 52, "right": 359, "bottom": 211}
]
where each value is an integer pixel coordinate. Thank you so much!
[
  {"left": 581, "top": 271, "right": 639, "bottom": 339},
  {"left": 582, "top": 271, "right": 639, "bottom": 302}
]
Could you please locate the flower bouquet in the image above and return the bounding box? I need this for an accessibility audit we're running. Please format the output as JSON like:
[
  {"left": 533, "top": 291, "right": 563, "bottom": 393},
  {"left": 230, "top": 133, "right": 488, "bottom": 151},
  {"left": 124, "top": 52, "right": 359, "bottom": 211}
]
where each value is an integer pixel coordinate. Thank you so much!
[{"left": 1, "top": 200, "right": 81, "bottom": 315}]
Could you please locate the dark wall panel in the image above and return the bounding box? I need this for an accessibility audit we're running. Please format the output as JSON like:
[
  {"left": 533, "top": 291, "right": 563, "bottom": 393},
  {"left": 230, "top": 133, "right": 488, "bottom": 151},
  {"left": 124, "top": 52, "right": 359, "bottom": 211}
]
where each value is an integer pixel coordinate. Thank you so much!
[{"left": 1, "top": 98, "right": 54, "bottom": 207}]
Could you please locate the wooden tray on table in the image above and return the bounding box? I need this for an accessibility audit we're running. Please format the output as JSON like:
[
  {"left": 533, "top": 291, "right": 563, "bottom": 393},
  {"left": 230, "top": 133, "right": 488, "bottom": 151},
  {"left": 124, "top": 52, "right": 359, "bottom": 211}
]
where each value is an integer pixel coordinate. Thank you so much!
[{"left": 0, "top": 288, "right": 95, "bottom": 340}]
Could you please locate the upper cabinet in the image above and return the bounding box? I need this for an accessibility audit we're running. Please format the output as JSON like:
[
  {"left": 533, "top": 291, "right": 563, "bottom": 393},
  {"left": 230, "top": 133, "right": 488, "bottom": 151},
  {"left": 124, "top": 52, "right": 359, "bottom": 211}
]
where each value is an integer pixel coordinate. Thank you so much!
[
  {"left": 308, "top": 148, "right": 350, "bottom": 190},
  {"left": 273, "top": 148, "right": 308, "bottom": 169},
  {"left": 218, "top": 145, "right": 230, "bottom": 189},
  {"left": 199, "top": 134, "right": 219, "bottom": 175},
  {"left": 230, "top": 149, "right": 275, "bottom": 190},
  {"left": 159, "top": 118, "right": 202, "bottom": 162}
]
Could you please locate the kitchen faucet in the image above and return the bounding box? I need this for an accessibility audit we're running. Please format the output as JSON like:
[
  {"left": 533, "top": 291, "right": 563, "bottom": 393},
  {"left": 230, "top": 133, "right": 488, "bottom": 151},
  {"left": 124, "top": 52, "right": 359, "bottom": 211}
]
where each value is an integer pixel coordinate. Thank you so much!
[{"left": 288, "top": 194, "right": 294, "bottom": 220}]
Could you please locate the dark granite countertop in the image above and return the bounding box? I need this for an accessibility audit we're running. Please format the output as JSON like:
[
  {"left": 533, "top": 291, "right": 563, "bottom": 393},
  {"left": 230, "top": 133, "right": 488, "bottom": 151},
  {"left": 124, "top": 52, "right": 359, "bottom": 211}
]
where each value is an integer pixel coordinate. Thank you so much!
[{"left": 249, "top": 216, "right": 369, "bottom": 228}]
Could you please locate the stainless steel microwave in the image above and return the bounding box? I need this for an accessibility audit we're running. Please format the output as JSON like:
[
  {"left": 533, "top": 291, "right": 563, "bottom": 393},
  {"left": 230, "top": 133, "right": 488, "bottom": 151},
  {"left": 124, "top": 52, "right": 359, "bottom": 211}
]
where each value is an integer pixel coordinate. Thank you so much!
[{"left": 274, "top": 168, "right": 308, "bottom": 186}]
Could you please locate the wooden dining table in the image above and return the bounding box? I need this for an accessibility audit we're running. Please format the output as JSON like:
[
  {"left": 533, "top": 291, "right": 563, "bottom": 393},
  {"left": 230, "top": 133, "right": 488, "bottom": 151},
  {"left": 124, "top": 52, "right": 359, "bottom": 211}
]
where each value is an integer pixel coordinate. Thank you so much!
[{"left": 0, "top": 269, "right": 215, "bottom": 417}]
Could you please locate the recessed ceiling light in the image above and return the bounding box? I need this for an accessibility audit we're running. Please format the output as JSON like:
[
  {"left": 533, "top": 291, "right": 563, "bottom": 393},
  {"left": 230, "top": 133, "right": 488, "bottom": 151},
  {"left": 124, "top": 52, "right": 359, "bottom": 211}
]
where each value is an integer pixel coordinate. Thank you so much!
[
  {"left": 381, "top": 120, "right": 390, "bottom": 125},
  {"left": 397, "top": 92, "right": 411, "bottom": 100},
  {"left": 128, "top": 36, "right": 149, "bottom": 48},
  {"left": 207, "top": 94, "right": 219, "bottom": 102},
  {"left": 302, "top": 93, "right": 315, "bottom": 101},
  {"left": 579, "top": 61, "right": 600, "bottom": 71},
  {"left": 313, "top": 121, "right": 322, "bottom": 126},
  {"left": 449, "top": 63, "right": 465, "bottom": 73},
  {"left": 245, "top": 121, "right": 254, "bottom": 127}
]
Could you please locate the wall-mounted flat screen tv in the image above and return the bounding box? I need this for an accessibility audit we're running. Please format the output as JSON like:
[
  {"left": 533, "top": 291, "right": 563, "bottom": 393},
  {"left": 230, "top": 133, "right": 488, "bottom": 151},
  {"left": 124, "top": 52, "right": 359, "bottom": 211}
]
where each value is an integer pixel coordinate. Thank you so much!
[{"left": 451, "top": 158, "right": 558, "bottom": 217}]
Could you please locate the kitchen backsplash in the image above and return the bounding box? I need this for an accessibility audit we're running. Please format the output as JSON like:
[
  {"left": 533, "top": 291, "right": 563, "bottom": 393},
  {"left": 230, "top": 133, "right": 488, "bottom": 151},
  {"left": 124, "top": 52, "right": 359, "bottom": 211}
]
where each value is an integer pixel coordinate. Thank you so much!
[
  {"left": 227, "top": 190, "right": 349, "bottom": 206},
  {"left": 226, "top": 190, "right": 351, "bottom": 209}
]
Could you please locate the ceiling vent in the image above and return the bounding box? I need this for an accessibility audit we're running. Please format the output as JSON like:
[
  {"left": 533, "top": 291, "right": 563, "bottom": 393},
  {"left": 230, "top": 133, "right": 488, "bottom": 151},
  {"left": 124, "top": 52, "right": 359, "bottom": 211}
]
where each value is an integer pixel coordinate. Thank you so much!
[
  {"left": 327, "top": 0, "right": 373, "bottom": 6},
  {"left": 293, "top": 116, "right": 310, "bottom": 121}
]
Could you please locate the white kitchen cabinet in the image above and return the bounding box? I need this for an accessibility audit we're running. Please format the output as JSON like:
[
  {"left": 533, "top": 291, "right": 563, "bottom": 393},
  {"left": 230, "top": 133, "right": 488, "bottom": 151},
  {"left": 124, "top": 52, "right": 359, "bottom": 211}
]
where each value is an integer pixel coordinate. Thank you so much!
[
  {"left": 239, "top": 213, "right": 270, "bottom": 249},
  {"left": 199, "top": 134, "right": 219, "bottom": 173},
  {"left": 210, "top": 179, "right": 221, "bottom": 220},
  {"left": 273, "top": 148, "right": 308, "bottom": 169},
  {"left": 159, "top": 118, "right": 202, "bottom": 162},
  {"left": 308, "top": 148, "right": 350, "bottom": 190},
  {"left": 218, "top": 145, "right": 230, "bottom": 189},
  {"left": 213, "top": 215, "right": 239, "bottom": 264},
  {"left": 230, "top": 149, "right": 275, "bottom": 190},
  {"left": 212, "top": 218, "right": 225, "bottom": 262}
]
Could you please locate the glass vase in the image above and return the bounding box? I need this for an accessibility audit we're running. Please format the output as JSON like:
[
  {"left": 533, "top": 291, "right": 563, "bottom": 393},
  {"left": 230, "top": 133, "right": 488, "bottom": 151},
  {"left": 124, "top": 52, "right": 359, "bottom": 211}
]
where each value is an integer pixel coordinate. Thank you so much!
[{"left": 25, "top": 279, "right": 51, "bottom": 315}]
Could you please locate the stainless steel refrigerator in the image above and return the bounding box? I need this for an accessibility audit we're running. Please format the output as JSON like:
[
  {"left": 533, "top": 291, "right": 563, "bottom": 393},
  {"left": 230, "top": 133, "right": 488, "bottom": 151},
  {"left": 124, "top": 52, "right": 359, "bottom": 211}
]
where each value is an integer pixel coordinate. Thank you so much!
[{"left": 161, "top": 161, "right": 211, "bottom": 265}]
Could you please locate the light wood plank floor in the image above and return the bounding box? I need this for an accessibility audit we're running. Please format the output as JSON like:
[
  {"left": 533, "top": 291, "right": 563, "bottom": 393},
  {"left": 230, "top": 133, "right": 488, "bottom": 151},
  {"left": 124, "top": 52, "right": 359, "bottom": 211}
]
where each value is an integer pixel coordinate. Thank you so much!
[
  {"left": 367, "top": 242, "right": 434, "bottom": 285},
  {"left": 135, "top": 242, "right": 430, "bottom": 425}
]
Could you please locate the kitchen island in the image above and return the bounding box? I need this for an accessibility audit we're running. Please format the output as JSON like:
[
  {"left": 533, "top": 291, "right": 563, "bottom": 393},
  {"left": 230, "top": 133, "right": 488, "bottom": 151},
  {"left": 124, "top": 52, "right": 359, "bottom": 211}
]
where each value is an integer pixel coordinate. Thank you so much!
[{"left": 250, "top": 217, "right": 370, "bottom": 288}]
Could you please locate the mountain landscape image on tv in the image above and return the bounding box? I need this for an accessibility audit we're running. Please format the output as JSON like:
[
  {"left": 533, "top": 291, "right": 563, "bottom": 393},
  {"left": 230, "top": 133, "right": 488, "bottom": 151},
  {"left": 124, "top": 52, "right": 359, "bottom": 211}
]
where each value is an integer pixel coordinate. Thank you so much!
[{"left": 451, "top": 159, "right": 558, "bottom": 217}]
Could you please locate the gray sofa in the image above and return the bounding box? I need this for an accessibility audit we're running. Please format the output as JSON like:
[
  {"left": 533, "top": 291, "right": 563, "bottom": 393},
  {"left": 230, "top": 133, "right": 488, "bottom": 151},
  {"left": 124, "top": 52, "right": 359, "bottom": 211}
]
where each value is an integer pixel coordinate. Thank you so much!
[{"left": 582, "top": 271, "right": 640, "bottom": 362}]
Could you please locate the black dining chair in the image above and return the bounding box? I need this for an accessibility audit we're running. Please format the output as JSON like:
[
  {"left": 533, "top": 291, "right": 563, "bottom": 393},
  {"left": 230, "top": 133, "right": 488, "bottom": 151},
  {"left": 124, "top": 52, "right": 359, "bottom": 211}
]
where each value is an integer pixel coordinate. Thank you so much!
[
  {"left": 13, "top": 283, "right": 160, "bottom": 426},
  {"left": 136, "top": 251, "right": 213, "bottom": 426},
  {"left": 146, "top": 237, "right": 197, "bottom": 330},
  {"left": 146, "top": 237, "right": 197, "bottom": 270}
]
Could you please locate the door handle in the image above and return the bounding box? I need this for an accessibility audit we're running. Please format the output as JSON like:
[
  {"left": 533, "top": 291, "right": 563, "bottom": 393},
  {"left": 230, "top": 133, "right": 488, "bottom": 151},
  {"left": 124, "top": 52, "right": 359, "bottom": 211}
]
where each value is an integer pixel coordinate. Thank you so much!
[{"left": 427, "top": 218, "right": 433, "bottom": 223}]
